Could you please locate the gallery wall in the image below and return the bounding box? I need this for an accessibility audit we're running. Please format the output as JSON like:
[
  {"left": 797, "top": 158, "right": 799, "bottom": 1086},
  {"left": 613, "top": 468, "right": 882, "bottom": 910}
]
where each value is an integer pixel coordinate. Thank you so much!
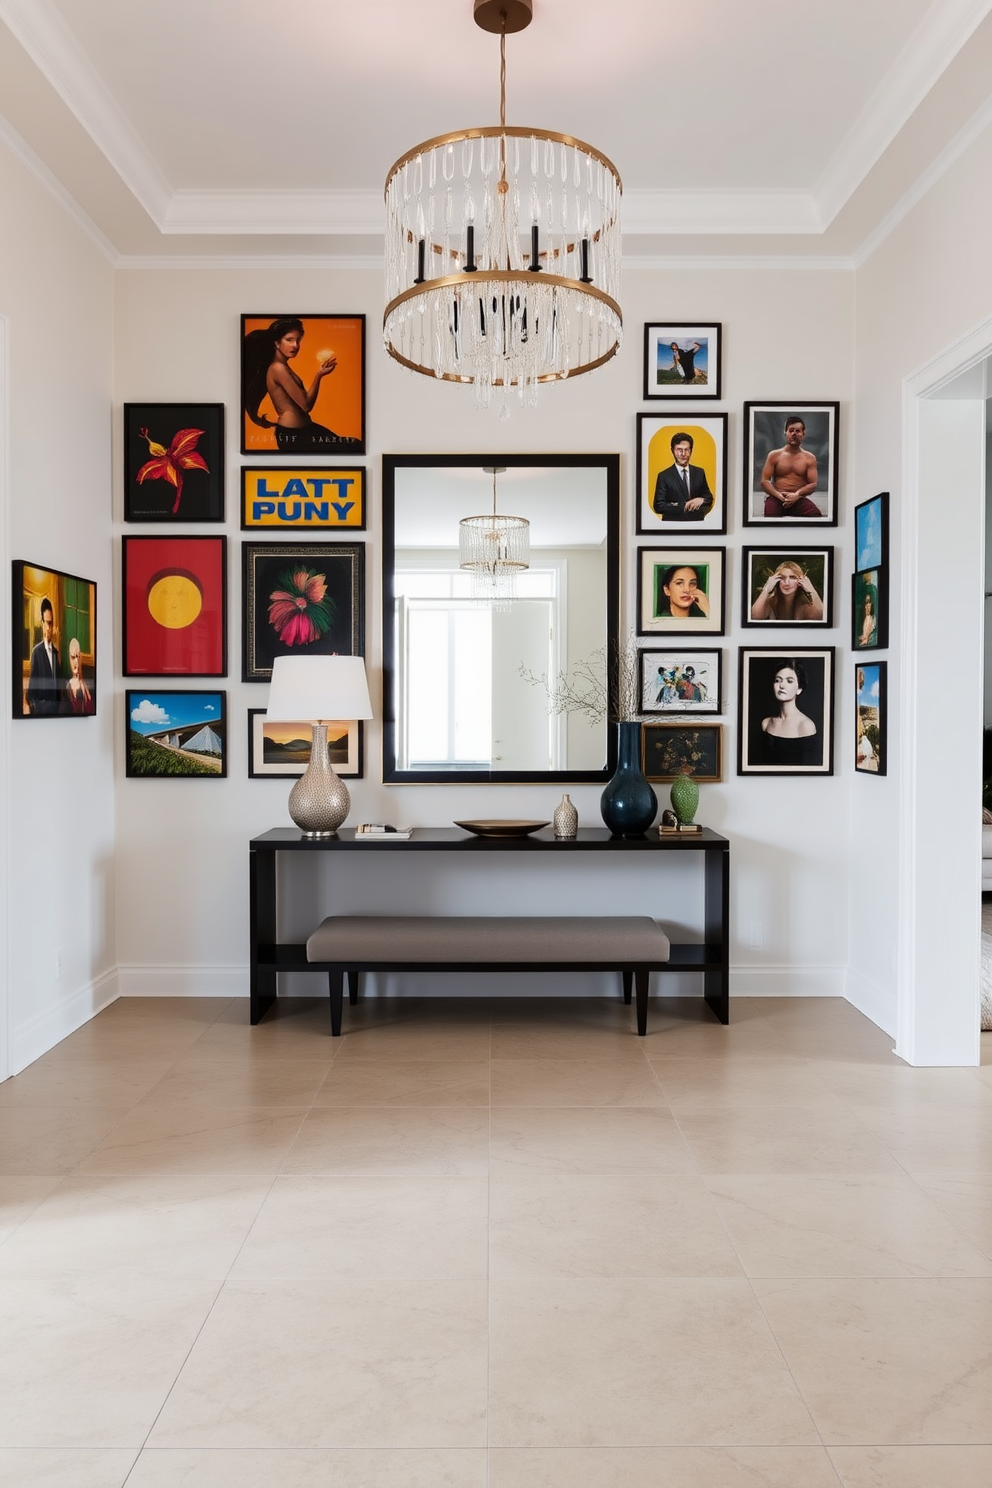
[
  {"left": 113, "top": 261, "right": 857, "bottom": 1000},
  {"left": 0, "top": 139, "right": 116, "bottom": 1070}
]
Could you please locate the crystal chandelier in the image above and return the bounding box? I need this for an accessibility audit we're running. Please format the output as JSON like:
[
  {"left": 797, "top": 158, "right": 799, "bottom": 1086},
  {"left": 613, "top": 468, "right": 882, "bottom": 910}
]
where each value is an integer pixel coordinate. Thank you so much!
[
  {"left": 383, "top": 0, "right": 622, "bottom": 413},
  {"left": 459, "top": 466, "right": 530, "bottom": 607}
]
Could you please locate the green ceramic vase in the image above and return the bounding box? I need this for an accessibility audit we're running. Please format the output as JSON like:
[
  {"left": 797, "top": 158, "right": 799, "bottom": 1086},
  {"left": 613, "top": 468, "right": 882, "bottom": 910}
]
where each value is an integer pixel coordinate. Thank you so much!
[{"left": 669, "top": 773, "right": 699, "bottom": 827}]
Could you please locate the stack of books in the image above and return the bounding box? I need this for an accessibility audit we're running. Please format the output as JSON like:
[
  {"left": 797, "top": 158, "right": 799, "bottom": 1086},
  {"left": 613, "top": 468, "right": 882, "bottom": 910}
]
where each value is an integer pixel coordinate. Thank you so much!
[{"left": 354, "top": 823, "right": 414, "bottom": 841}]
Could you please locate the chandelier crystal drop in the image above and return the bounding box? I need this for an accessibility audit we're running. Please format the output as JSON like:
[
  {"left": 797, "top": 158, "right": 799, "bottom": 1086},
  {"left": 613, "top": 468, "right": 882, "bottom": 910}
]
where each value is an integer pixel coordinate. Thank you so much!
[
  {"left": 459, "top": 466, "right": 530, "bottom": 608},
  {"left": 383, "top": 0, "right": 622, "bottom": 414}
]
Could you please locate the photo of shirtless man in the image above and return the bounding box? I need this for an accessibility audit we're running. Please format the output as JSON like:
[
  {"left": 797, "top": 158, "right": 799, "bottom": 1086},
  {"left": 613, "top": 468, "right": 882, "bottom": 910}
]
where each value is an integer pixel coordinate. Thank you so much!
[{"left": 760, "top": 416, "right": 823, "bottom": 518}]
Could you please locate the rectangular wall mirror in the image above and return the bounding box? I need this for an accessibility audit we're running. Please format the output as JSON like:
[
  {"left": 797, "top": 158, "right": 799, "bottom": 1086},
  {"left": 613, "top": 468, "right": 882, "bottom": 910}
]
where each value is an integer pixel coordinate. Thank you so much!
[{"left": 382, "top": 453, "right": 620, "bottom": 784}]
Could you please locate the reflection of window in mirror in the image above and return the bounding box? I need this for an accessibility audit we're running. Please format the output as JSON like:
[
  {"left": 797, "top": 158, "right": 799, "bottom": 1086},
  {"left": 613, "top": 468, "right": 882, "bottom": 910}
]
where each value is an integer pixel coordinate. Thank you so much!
[{"left": 383, "top": 456, "right": 620, "bottom": 784}]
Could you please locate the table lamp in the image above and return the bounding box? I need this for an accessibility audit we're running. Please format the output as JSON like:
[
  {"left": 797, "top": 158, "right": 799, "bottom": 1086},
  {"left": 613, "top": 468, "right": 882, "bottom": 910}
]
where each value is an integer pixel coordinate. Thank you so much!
[{"left": 265, "top": 655, "right": 373, "bottom": 836}]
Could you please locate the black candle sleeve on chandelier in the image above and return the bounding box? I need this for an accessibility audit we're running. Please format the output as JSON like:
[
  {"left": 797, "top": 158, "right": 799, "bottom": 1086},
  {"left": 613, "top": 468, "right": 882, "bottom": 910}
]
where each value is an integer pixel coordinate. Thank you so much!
[
  {"left": 465, "top": 225, "right": 477, "bottom": 272},
  {"left": 414, "top": 239, "right": 426, "bottom": 285},
  {"left": 529, "top": 224, "right": 541, "bottom": 272},
  {"left": 580, "top": 238, "right": 593, "bottom": 284}
]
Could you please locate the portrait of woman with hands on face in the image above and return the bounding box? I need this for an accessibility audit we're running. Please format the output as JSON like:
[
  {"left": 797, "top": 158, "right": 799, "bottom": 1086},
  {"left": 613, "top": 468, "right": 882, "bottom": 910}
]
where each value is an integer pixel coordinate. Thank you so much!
[{"left": 750, "top": 559, "right": 824, "bottom": 623}]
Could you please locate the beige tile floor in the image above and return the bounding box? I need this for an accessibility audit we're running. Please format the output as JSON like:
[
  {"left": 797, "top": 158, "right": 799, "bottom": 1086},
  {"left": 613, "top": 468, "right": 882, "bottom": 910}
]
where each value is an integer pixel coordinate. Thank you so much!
[{"left": 1, "top": 994, "right": 992, "bottom": 1486}]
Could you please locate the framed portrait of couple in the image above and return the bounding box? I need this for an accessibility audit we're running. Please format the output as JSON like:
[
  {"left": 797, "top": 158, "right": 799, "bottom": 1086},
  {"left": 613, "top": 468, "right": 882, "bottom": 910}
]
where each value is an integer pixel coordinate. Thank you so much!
[
  {"left": 637, "top": 548, "right": 726, "bottom": 636},
  {"left": 636, "top": 413, "right": 728, "bottom": 536},
  {"left": 743, "top": 402, "right": 839, "bottom": 527},
  {"left": 738, "top": 647, "right": 835, "bottom": 776},
  {"left": 12, "top": 561, "right": 97, "bottom": 719}
]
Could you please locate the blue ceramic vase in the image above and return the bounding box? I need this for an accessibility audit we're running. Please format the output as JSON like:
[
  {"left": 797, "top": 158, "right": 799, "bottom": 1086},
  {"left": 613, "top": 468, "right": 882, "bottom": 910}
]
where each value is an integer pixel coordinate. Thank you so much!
[{"left": 600, "top": 720, "right": 658, "bottom": 837}]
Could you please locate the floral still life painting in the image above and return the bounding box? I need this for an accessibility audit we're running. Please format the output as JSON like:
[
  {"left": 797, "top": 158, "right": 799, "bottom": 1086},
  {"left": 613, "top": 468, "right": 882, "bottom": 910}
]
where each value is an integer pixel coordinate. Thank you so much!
[{"left": 242, "top": 542, "right": 365, "bottom": 682}]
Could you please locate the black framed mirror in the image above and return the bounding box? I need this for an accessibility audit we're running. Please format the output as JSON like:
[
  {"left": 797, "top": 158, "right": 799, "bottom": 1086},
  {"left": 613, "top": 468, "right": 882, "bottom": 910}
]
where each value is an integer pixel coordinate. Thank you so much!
[{"left": 382, "top": 453, "right": 620, "bottom": 784}]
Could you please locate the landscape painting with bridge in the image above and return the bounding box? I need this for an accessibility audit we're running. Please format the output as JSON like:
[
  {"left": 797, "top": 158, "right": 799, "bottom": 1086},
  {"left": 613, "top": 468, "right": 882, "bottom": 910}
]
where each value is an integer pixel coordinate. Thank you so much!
[{"left": 125, "top": 691, "right": 227, "bottom": 778}]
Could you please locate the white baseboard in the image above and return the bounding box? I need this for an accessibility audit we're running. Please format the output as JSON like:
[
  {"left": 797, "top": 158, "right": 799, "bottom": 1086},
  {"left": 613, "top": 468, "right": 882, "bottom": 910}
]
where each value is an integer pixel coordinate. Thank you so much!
[
  {"left": 730, "top": 964, "right": 847, "bottom": 999},
  {"left": 845, "top": 966, "right": 897, "bottom": 1039},
  {"left": 11, "top": 967, "right": 119, "bottom": 1074},
  {"left": 116, "top": 965, "right": 249, "bottom": 998}
]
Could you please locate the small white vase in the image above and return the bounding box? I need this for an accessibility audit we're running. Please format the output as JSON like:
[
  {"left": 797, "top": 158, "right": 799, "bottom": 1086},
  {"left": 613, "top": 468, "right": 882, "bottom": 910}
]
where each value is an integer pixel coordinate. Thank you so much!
[{"left": 553, "top": 793, "right": 579, "bottom": 839}]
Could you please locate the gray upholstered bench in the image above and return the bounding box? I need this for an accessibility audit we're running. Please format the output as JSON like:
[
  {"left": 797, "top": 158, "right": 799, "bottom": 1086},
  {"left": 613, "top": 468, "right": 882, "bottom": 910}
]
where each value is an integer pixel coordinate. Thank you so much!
[{"left": 305, "top": 914, "right": 672, "bottom": 1037}]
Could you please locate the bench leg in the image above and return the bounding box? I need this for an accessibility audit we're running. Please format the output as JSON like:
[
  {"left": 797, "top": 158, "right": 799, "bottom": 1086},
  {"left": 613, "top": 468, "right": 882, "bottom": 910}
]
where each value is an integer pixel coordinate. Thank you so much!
[
  {"left": 347, "top": 970, "right": 360, "bottom": 1005},
  {"left": 327, "top": 970, "right": 344, "bottom": 1037},
  {"left": 621, "top": 970, "right": 632, "bottom": 1005},
  {"left": 634, "top": 971, "right": 649, "bottom": 1036}
]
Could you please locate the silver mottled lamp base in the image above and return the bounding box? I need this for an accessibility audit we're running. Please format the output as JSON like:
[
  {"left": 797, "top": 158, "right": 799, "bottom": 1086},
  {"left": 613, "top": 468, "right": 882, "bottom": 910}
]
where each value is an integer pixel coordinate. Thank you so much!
[{"left": 287, "top": 723, "right": 351, "bottom": 836}]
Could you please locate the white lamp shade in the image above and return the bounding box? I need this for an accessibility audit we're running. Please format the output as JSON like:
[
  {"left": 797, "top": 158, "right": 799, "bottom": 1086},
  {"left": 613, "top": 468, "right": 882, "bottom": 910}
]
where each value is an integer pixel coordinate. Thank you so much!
[{"left": 265, "top": 655, "right": 373, "bottom": 723}]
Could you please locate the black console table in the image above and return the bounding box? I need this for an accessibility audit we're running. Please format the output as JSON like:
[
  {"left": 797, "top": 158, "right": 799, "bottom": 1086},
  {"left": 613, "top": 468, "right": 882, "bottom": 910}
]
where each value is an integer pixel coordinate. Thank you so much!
[{"left": 249, "top": 826, "right": 730, "bottom": 1026}]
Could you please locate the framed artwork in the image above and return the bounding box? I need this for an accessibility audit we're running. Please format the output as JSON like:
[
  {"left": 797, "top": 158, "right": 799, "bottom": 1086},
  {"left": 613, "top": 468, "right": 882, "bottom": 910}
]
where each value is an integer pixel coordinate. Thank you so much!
[
  {"left": 738, "top": 647, "right": 835, "bottom": 775},
  {"left": 241, "top": 467, "right": 366, "bottom": 531},
  {"left": 742, "top": 401, "right": 840, "bottom": 527},
  {"left": 742, "top": 546, "right": 833, "bottom": 628},
  {"left": 643, "top": 723, "right": 722, "bottom": 782},
  {"left": 122, "top": 536, "right": 227, "bottom": 677},
  {"left": 636, "top": 548, "right": 725, "bottom": 636},
  {"left": 643, "top": 323, "right": 722, "bottom": 400},
  {"left": 852, "top": 567, "right": 888, "bottom": 650},
  {"left": 242, "top": 541, "right": 365, "bottom": 682},
  {"left": 855, "top": 491, "right": 889, "bottom": 571},
  {"left": 125, "top": 690, "right": 227, "bottom": 778},
  {"left": 247, "top": 709, "right": 363, "bottom": 778},
  {"left": 12, "top": 560, "right": 97, "bottom": 719},
  {"left": 123, "top": 404, "right": 225, "bottom": 522},
  {"left": 636, "top": 412, "right": 728, "bottom": 535},
  {"left": 855, "top": 662, "right": 886, "bottom": 776},
  {"left": 638, "top": 648, "right": 722, "bottom": 715},
  {"left": 240, "top": 314, "right": 366, "bottom": 456}
]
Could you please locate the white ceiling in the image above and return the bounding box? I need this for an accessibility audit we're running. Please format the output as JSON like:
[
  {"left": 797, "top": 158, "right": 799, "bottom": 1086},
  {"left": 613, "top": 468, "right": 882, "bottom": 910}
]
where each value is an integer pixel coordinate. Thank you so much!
[{"left": 1, "top": 0, "right": 991, "bottom": 262}]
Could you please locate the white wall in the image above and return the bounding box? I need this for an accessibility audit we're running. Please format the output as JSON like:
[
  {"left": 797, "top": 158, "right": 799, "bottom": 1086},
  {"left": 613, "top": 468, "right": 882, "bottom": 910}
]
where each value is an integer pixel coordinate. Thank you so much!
[
  {"left": 0, "top": 140, "right": 116, "bottom": 1070},
  {"left": 851, "top": 119, "right": 992, "bottom": 1047},
  {"left": 114, "top": 262, "right": 855, "bottom": 999}
]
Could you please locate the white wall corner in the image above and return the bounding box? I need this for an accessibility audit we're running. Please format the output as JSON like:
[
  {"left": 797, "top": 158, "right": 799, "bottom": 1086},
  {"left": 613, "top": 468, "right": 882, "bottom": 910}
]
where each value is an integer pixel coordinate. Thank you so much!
[
  {"left": 845, "top": 966, "right": 898, "bottom": 1042},
  {"left": 10, "top": 966, "right": 118, "bottom": 1074}
]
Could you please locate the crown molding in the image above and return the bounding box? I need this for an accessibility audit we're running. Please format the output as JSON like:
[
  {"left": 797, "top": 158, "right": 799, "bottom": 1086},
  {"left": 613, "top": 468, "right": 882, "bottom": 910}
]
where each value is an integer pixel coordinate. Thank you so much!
[
  {"left": 852, "top": 88, "right": 992, "bottom": 268},
  {"left": 813, "top": 0, "right": 992, "bottom": 226},
  {"left": 621, "top": 189, "right": 821, "bottom": 235},
  {"left": 162, "top": 189, "right": 384, "bottom": 236},
  {"left": 0, "top": 0, "right": 171, "bottom": 225},
  {"left": 0, "top": 109, "right": 117, "bottom": 263}
]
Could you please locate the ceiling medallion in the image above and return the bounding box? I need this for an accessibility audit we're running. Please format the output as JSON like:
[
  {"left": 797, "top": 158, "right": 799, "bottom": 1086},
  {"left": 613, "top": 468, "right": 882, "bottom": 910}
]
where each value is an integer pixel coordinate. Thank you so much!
[{"left": 383, "top": 0, "right": 623, "bottom": 414}]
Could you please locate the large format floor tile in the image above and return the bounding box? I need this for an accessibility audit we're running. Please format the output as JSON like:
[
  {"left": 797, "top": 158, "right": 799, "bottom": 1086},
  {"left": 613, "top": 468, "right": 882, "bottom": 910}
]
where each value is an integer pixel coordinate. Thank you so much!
[
  {"left": 0, "top": 1277, "right": 218, "bottom": 1447},
  {"left": 754, "top": 1277, "right": 992, "bottom": 1443},
  {"left": 1, "top": 994, "right": 990, "bottom": 1482},
  {"left": 489, "top": 1278, "right": 818, "bottom": 1446},
  {"left": 148, "top": 1280, "right": 488, "bottom": 1448}
]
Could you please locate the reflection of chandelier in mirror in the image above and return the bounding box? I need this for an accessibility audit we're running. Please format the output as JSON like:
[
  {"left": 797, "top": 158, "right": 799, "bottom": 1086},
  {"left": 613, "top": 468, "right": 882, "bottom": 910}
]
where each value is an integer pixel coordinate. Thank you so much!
[
  {"left": 459, "top": 465, "right": 530, "bottom": 607},
  {"left": 383, "top": 0, "right": 622, "bottom": 415}
]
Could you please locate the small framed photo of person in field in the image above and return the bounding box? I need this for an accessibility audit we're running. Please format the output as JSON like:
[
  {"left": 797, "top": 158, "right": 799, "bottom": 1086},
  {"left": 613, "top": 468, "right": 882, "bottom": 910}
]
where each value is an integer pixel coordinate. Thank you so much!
[
  {"left": 743, "top": 402, "right": 839, "bottom": 527},
  {"left": 643, "top": 323, "right": 722, "bottom": 400}
]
